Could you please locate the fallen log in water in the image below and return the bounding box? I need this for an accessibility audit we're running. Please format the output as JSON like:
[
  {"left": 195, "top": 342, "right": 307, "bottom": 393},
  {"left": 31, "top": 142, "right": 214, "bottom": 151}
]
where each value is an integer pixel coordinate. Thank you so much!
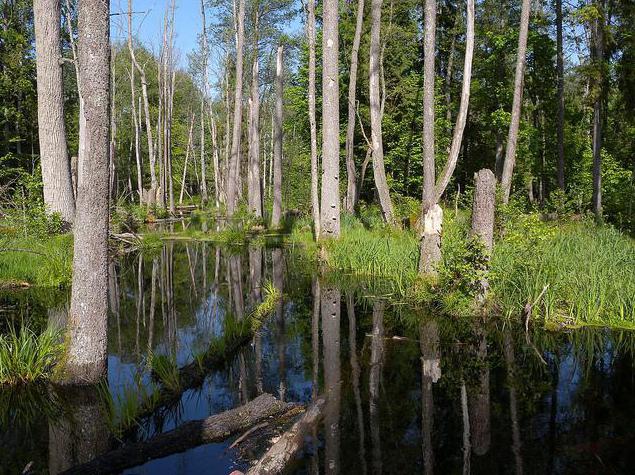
[
  {"left": 61, "top": 394, "right": 298, "bottom": 475},
  {"left": 245, "top": 397, "right": 326, "bottom": 475}
]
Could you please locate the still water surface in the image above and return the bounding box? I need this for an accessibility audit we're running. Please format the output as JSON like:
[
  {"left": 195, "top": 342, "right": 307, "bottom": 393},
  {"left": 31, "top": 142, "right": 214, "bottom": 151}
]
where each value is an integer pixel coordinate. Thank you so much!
[{"left": 2, "top": 241, "right": 635, "bottom": 474}]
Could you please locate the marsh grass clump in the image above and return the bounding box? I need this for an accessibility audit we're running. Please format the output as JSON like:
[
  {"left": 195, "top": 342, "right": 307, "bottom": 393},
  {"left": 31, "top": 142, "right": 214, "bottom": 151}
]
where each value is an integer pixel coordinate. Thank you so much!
[
  {"left": 99, "top": 377, "right": 160, "bottom": 437},
  {"left": 149, "top": 353, "right": 181, "bottom": 392},
  {"left": 0, "top": 234, "right": 73, "bottom": 288},
  {"left": 492, "top": 219, "right": 635, "bottom": 328},
  {"left": 0, "top": 326, "right": 65, "bottom": 385},
  {"left": 250, "top": 280, "right": 282, "bottom": 330}
]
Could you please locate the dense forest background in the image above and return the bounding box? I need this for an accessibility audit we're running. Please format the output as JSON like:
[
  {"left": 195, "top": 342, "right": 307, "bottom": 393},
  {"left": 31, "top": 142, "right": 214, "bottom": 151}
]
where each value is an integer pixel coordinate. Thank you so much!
[{"left": 1, "top": 0, "right": 633, "bottom": 231}]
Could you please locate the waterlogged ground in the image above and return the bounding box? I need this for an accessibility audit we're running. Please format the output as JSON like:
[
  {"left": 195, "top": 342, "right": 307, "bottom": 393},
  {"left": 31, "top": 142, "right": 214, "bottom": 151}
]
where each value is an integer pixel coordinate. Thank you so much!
[{"left": 2, "top": 240, "right": 635, "bottom": 474}]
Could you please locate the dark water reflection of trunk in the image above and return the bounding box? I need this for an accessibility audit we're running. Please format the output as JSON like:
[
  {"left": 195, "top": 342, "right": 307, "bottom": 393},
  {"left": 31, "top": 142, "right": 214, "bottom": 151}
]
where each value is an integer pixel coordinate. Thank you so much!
[
  {"left": 322, "top": 286, "right": 341, "bottom": 475},
  {"left": 369, "top": 300, "right": 385, "bottom": 475},
  {"left": 48, "top": 387, "right": 109, "bottom": 474},
  {"left": 504, "top": 330, "right": 524, "bottom": 475},
  {"left": 250, "top": 246, "right": 264, "bottom": 395},
  {"left": 420, "top": 320, "right": 440, "bottom": 475},
  {"left": 347, "top": 293, "right": 367, "bottom": 475},
  {"left": 273, "top": 249, "right": 286, "bottom": 402},
  {"left": 469, "top": 325, "right": 491, "bottom": 457}
]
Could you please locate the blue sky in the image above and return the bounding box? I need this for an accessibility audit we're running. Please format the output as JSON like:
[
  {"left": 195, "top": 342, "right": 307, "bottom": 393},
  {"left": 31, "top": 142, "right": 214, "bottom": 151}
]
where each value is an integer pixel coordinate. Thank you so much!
[{"left": 110, "top": 0, "right": 203, "bottom": 67}]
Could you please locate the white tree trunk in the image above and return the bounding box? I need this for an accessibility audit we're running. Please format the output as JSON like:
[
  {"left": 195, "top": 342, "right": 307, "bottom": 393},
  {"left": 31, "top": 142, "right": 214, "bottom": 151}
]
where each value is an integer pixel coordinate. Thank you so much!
[
  {"left": 247, "top": 14, "right": 263, "bottom": 219},
  {"left": 34, "top": 0, "right": 76, "bottom": 224}
]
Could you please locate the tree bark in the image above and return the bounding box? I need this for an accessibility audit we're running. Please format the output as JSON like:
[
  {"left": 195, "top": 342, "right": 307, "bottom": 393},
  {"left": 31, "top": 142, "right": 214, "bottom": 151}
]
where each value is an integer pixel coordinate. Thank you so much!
[
  {"left": 62, "top": 0, "right": 110, "bottom": 385},
  {"left": 246, "top": 397, "right": 326, "bottom": 475},
  {"left": 471, "top": 169, "right": 496, "bottom": 301},
  {"left": 591, "top": 1, "right": 605, "bottom": 220},
  {"left": 419, "top": 0, "right": 439, "bottom": 274},
  {"left": 306, "top": 0, "right": 320, "bottom": 239},
  {"left": 369, "top": 0, "right": 397, "bottom": 226},
  {"left": 271, "top": 45, "right": 284, "bottom": 227},
  {"left": 179, "top": 114, "right": 195, "bottom": 205},
  {"left": 344, "top": 0, "right": 365, "bottom": 213},
  {"left": 500, "top": 0, "right": 531, "bottom": 203},
  {"left": 555, "top": 0, "right": 565, "bottom": 190},
  {"left": 33, "top": 0, "right": 76, "bottom": 224},
  {"left": 128, "top": 0, "right": 157, "bottom": 206},
  {"left": 247, "top": 14, "right": 263, "bottom": 218},
  {"left": 320, "top": 0, "right": 340, "bottom": 238},
  {"left": 62, "top": 394, "right": 296, "bottom": 475},
  {"left": 226, "top": 0, "right": 246, "bottom": 216},
  {"left": 200, "top": 0, "right": 210, "bottom": 204}
]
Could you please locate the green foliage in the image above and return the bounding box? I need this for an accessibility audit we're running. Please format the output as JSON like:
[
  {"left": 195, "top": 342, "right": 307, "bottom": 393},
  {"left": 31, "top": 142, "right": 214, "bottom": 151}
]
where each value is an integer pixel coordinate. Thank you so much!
[
  {"left": 0, "top": 326, "right": 65, "bottom": 385},
  {"left": 150, "top": 354, "right": 181, "bottom": 393}
]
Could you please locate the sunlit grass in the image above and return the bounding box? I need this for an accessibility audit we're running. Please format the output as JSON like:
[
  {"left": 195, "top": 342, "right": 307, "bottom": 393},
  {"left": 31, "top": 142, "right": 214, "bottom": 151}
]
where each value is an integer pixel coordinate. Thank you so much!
[
  {"left": 0, "top": 234, "right": 72, "bottom": 288},
  {"left": 0, "top": 326, "right": 65, "bottom": 385}
]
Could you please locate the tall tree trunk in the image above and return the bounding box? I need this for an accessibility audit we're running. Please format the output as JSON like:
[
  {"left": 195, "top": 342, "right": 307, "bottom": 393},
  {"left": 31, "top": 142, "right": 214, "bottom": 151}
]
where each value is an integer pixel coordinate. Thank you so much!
[
  {"left": 128, "top": 0, "right": 156, "bottom": 206},
  {"left": 555, "top": 0, "right": 565, "bottom": 190},
  {"left": 129, "top": 66, "right": 142, "bottom": 202},
  {"left": 63, "top": 0, "right": 110, "bottom": 385},
  {"left": 271, "top": 45, "right": 284, "bottom": 227},
  {"left": 419, "top": 0, "right": 440, "bottom": 274},
  {"left": 591, "top": 1, "right": 605, "bottom": 220},
  {"left": 200, "top": 0, "right": 209, "bottom": 204},
  {"left": 33, "top": 0, "right": 76, "bottom": 224},
  {"left": 179, "top": 114, "right": 195, "bottom": 205},
  {"left": 248, "top": 9, "right": 263, "bottom": 218},
  {"left": 344, "top": 0, "right": 365, "bottom": 213},
  {"left": 369, "top": 0, "right": 397, "bottom": 226},
  {"left": 226, "top": 0, "right": 246, "bottom": 216},
  {"left": 500, "top": 0, "right": 531, "bottom": 203},
  {"left": 320, "top": 0, "right": 340, "bottom": 238},
  {"left": 307, "top": 0, "right": 320, "bottom": 239}
]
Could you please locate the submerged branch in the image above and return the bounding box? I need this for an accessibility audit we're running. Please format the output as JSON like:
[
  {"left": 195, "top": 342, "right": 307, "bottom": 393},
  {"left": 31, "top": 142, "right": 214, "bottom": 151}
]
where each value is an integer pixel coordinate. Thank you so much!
[{"left": 62, "top": 394, "right": 298, "bottom": 475}]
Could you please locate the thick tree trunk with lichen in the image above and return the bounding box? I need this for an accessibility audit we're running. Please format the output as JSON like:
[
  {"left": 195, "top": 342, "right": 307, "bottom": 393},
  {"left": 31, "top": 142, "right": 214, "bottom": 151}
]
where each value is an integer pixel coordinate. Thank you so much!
[
  {"left": 247, "top": 15, "right": 263, "bottom": 218},
  {"left": 320, "top": 0, "right": 340, "bottom": 238},
  {"left": 33, "top": 0, "right": 76, "bottom": 224},
  {"left": 63, "top": 0, "right": 110, "bottom": 385}
]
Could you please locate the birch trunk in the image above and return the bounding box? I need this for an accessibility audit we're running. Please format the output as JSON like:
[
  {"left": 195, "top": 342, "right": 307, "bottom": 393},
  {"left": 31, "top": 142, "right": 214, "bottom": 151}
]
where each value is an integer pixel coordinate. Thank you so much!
[
  {"left": 591, "top": 1, "right": 605, "bottom": 220},
  {"left": 271, "top": 45, "right": 284, "bottom": 228},
  {"left": 500, "top": 0, "right": 531, "bottom": 203},
  {"left": 226, "top": 0, "right": 246, "bottom": 216},
  {"left": 369, "top": 0, "right": 397, "bottom": 226},
  {"left": 63, "top": 0, "right": 110, "bottom": 385},
  {"left": 306, "top": 0, "right": 320, "bottom": 239},
  {"left": 34, "top": 0, "right": 76, "bottom": 224},
  {"left": 320, "top": 0, "right": 340, "bottom": 238},
  {"left": 344, "top": 0, "right": 365, "bottom": 213}
]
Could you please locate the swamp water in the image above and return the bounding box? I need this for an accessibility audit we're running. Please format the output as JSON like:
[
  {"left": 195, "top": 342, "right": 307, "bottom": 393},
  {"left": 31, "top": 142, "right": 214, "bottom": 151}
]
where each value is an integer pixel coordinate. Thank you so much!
[{"left": 1, "top": 240, "right": 635, "bottom": 474}]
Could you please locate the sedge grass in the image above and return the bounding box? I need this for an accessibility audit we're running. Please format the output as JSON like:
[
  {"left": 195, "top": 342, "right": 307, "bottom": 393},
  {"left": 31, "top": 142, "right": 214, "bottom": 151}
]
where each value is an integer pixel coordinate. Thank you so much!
[{"left": 0, "top": 326, "right": 65, "bottom": 385}]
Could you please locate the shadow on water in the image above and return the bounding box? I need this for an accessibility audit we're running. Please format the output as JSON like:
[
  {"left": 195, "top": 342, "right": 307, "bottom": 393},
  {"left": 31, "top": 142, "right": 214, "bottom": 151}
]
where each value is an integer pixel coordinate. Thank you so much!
[{"left": 2, "top": 239, "right": 635, "bottom": 474}]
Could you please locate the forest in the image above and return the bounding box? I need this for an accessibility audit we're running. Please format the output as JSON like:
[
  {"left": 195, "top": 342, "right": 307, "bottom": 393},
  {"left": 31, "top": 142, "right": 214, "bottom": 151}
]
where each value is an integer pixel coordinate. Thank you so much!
[{"left": 0, "top": 0, "right": 634, "bottom": 473}]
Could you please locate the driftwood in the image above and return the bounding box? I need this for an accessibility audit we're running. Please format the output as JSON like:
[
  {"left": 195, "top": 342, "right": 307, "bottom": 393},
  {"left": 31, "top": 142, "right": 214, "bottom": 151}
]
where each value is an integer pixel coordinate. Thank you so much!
[
  {"left": 61, "top": 394, "right": 297, "bottom": 475},
  {"left": 245, "top": 397, "right": 326, "bottom": 475}
]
